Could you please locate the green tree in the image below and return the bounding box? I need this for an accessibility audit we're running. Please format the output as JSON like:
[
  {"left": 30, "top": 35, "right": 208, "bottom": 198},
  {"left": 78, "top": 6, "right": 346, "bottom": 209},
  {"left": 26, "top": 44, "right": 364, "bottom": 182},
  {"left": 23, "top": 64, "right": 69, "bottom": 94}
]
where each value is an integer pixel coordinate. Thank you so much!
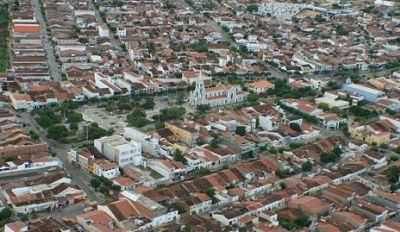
[
  {"left": 90, "top": 178, "right": 102, "bottom": 189},
  {"left": 159, "top": 107, "right": 186, "bottom": 121},
  {"left": 239, "top": 45, "right": 248, "bottom": 54},
  {"left": 126, "top": 109, "right": 151, "bottom": 128},
  {"left": 275, "top": 168, "right": 290, "bottom": 178},
  {"left": 246, "top": 4, "right": 258, "bottom": 12},
  {"left": 35, "top": 109, "right": 62, "bottom": 128},
  {"left": 289, "top": 122, "right": 301, "bottom": 132},
  {"left": 302, "top": 161, "right": 312, "bottom": 172},
  {"left": 247, "top": 93, "right": 259, "bottom": 105},
  {"left": 335, "top": 25, "right": 348, "bottom": 36},
  {"left": 318, "top": 103, "right": 330, "bottom": 111},
  {"left": 0, "top": 208, "right": 13, "bottom": 220},
  {"left": 205, "top": 187, "right": 219, "bottom": 204},
  {"left": 173, "top": 150, "right": 187, "bottom": 164},
  {"left": 66, "top": 110, "right": 83, "bottom": 123},
  {"left": 47, "top": 125, "right": 69, "bottom": 140},
  {"left": 235, "top": 126, "right": 246, "bottom": 136},
  {"left": 29, "top": 130, "right": 39, "bottom": 140},
  {"left": 197, "top": 104, "right": 210, "bottom": 115},
  {"left": 387, "top": 166, "right": 400, "bottom": 183},
  {"left": 190, "top": 39, "right": 208, "bottom": 52},
  {"left": 142, "top": 97, "right": 155, "bottom": 110},
  {"left": 87, "top": 123, "right": 111, "bottom": 140},
  {"left": 111, "top": 184, "right": 121, "bottom": 192}
]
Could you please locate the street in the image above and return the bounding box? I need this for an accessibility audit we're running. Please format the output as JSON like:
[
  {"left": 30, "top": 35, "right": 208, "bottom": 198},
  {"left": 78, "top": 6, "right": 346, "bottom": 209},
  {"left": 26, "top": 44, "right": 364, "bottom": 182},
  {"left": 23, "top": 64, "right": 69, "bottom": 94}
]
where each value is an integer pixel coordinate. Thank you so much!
[
  {"left": 20, "top": 112, "right": 104, "bottom": 203},
  {"left": 31, "top": 0, "right": 62, "bottom": 81},
  {"left": 90, "top": 0, "right": 122, "bottom": 51}
]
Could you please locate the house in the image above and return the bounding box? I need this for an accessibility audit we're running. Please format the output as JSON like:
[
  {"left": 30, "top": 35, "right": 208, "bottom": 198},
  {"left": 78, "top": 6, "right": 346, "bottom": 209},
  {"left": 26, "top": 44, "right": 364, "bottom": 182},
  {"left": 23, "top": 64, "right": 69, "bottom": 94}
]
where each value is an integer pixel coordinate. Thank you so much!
[
  {"left": 280, "top": 99, "right": 322, "bottom": 116},
  {"left": 182, "top": 69, "right": 212, "bottom": 84},
  {"left": 13, "top": 23, "right": 40, "bottom": 33},
  {"left": 368, "top": 190, "right": 400, "bottom": 211},
  {"left": 112, "top": 176, "right": 136, "bottom": 191},
  {"left": 183, "top": 193, "right": 212, "bottom": 215},
  {"left": 94, "top": 72, "right": 122, "bottom": 96},
  {"left": 328, "top": 211, "right": 368, "bottom": 232},
  {"left": 94, "top": 135, "right": 142, "bottom": 167},
  {"left": 165, "top": 121, "right": 198, "bottom": 147},
  {"left": 68, "top": 148, "right": 95, "bottom": 172},
  {"left": 93, "top": 159, "right": 120, "bottom": 179},
  {"left": 77, "top": 210, "right": 121, "bottom": 232},
  {"left": 317, "top": 112, "right": 345, "bottom": 130},
  {"left": 349, "top": 119, "right": 394, "bottom": 145},
  {"left": 4, "top": 222, "right": 27, "bottom": 232},
  {"left": 370, "top": 220, "right": 400, "bottom": 232},
  {"left": 148, "top": 159, "right": 186, "bottom": 180},
  {"left": 100, "top": 192, "right": 179, "bottom": 230},
  {"left": 4, "top": 218, "right": 73, "bottom": 232},
  {"left": 8, "top": 93, "right": 34, "bottom": 111},
  {"left": 98, "top": 24, "right": 110, "bottom": 37},
  {"left": 288, "top": 196, "right": 330, "bottom": 217},
  {"left": 3, "top": 172, "right": 86, "bottom": 214},
  {"left": 212, "top": 204, "right": 250, "bottom": 226},
  {"left": 248, "top": 80, "right": 274, "bottom": 94},
  {"left": 351, "top": 198, "right": 388, "bottom": 223},
  {"left": 190, "top": 80, "right": 248, "bottom": 107},
  {"left": 253, "top": 104, "right": 284, "bottom": 131}
]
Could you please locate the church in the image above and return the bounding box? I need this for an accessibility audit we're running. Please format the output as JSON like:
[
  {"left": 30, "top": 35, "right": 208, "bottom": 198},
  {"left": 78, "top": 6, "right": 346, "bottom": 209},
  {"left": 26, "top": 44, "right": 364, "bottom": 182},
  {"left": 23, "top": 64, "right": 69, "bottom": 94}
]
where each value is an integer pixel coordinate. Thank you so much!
[{"left": 190, "top": 80, "right": 248, "bottom": 107}]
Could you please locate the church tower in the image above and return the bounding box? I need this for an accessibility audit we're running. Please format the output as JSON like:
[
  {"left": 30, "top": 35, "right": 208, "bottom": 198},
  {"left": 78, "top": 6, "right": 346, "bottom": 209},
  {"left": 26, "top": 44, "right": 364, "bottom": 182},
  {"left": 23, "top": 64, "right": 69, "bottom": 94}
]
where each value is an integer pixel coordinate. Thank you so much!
[{"left": 190, "top": 79, "right": 206, "bottom": 106}]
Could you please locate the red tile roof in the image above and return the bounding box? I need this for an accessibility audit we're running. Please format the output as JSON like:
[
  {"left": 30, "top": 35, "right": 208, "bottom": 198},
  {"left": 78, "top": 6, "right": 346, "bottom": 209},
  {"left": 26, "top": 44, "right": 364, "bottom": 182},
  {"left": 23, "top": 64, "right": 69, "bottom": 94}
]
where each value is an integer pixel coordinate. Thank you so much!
[{"left": 13, "top": 24, "right": 40, "bottom": 33}]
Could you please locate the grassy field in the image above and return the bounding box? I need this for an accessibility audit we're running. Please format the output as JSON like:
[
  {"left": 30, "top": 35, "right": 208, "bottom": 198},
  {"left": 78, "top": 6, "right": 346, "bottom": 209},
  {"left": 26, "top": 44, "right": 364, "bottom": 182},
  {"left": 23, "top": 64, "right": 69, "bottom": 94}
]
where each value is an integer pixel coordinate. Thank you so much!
[{"left": 0, "top": 5, "right": 9, "bottom": 74}]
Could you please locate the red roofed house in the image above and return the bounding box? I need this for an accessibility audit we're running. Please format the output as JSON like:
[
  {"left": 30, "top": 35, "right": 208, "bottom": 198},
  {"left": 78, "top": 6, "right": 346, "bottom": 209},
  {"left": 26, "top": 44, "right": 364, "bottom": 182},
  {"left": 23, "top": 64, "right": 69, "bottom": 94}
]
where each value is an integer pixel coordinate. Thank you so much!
[
  {"left": 248, "top": 80, "right": 274, "bottom": 93},
  {"left": 13, "top": 24, "right": 40, "bottom": 33}
]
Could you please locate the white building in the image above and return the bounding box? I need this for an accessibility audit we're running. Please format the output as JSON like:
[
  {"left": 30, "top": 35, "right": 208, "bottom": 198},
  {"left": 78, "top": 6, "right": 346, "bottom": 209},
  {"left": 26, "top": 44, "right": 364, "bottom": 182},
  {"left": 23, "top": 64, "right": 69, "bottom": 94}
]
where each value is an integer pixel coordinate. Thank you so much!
[
  {"left": 8, "top": 93, "right": 33, "bottom": 111},
  {"left": 97, "top": 24, "right": 110, "bottom": 38},
  {"left": 182, "top": 69, "right": 212, "bottom": 84},
  {"left": 94, "top": 135, "right": 142, "bottom": 167},
  {"left": 190, "top": 80, "right": 248, "bottom": 107},
  {"left": 94, "top": 72, "right": 122, "bottom": 96},
  {"left": 148, "top": 159, "right": 186, "bottom": 180},
  {"left": 315, "top": 92, "right": 350, "bottom": 109},
  {"left": 123, "top": 127, "right": 164, "bottom": 156},
  {"left": 93, "top": 160, "right": 120, "bottom": 179}
]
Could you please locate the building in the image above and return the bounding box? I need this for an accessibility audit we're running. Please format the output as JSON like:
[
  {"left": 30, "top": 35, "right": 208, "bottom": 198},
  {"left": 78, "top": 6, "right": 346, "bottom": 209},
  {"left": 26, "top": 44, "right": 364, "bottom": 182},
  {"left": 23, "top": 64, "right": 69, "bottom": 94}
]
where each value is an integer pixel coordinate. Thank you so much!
[
  {"left": 148, "top": 159, "right": 186, "bottom": 180},
  {"left": 3, "top": 172, "right": 86, "bottom": 214},
  {"left": 97, "top": 24, "right": 110, "bottom": 37},
  {"left": 190, "top": 80, "right": 248, "bottom": 107},
  {"left": 247, "top": 80, "right": 274, "bottom": 94},
  {"left": 342, "top": 79, "right": 385, "bottom": 103},
  {"left": 93, "top": 159, "right": 120, "bottom": 179},
  {"left": 77, "top": 210, "right": 121, "bottom": 232},
  {"left": 8, "top": 93, "right": 34, "bottom": 111},
  {"left": 165, "top": 121, "right": 198, "bottom": 147},
  {"left": 94, "top": 135, "right": 142, "bottom": 167},
  {"left": 112, "top": 176, "right": 136, "bottom": 191},
  {"left": 349, "top": 120, "right": 394, "bottom": 145},
  {"left": 5, "top": 218, "right": 73, "bottom": 232},
  {"left": 182, "top": 69, "right": 212, "bottom": 84},
  {"left": 315, "top": 92, "right": 350, "bottom": 109}
]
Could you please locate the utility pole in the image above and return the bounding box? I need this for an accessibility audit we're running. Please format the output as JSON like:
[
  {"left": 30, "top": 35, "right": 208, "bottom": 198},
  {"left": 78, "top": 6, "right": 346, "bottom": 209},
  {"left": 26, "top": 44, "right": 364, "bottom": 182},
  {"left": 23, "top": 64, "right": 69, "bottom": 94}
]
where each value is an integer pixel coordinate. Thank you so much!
[{"left": 86, "top": 123, "right": 89, "bottom": 144}]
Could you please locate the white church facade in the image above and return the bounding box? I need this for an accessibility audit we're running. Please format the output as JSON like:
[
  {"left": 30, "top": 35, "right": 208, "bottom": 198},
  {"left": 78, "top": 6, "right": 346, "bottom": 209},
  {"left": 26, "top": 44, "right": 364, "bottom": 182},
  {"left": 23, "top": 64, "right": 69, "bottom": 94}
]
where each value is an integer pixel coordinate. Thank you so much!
[{"left": 190, "top": 80, "right": 248, "bottom": 107}]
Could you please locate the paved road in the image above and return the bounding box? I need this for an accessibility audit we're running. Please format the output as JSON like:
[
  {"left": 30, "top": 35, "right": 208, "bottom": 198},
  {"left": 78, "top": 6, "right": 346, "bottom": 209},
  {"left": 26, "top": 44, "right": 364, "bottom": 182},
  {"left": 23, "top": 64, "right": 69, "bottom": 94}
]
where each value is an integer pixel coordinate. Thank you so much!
[
  {"left": 32, "top": 0, "right": 62, "bottom": 81},
  {"left": 20, "top": 112, "right": 104, "bottom": 203},
  {"left": 90, "top": 0, "right": 122, "bottom": 51}
]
